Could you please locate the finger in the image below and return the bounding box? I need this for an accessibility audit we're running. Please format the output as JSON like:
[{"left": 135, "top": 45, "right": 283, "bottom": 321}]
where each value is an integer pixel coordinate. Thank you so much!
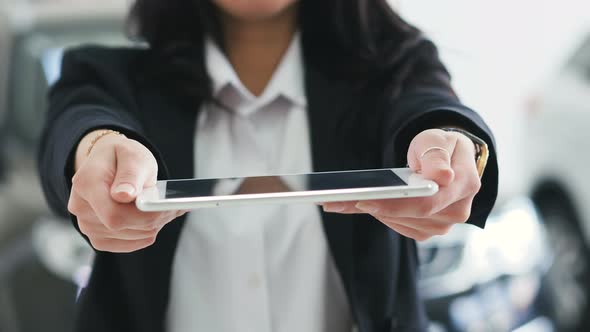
[
  {"left": 431, "top": 196, "right": 474, "bottom": 224},
  {"left": 77, "top": 215, "right": 104, "bottom": 238},
  {"left": 354, "top": 192, "right": 447, "bottom": 218},
  {"left": 89, "top": 236, "right": 157, "bottom": 253},
  {"left": 322, "top": 201, "right": 362, "bottom": 214},
  {"left": 87, "top": 193, "right": 167, "bottom": 231},
  {"left": 354, "top": 191, "right": 461, "bottom": 220},
  {"left": 110, "top": 140, "right": 158, "bottom": 203},
  {"left": 324, "top": 170, "right": 475, "bottom": 221},
  {"left": 375, "top": 215, "right": 453, "bottom": 236},
  {"left": 78, "top": 206, "right": 184, "bottom": 239},
  {"left": 449, "top": 135, "right": 482, "bottom": 199},
  {"left": 451, "top": 131, "right": 477, "bottom": 170},
  {"left": 382, "top": 222, "right": 432, "bottom": 242},
  {"left": 176, "top": 210, "right": 190, "bottom": 218},
  {"left": 408, "top": 129, "right": 456, "bottom": 186},
  {"left": 78, "top": 216, "right": 161, "bottom": 240},
  {"left": 124, "top": 210, "right": 186, "bottom": 231},
  {"left": 76, "top": 178, "right": 183, "bottom": 232},
  {"left": 68, "top": 190, "right": 97, "bottom": 220},
  {"left": 104, "top": 228, "right": 160, "bottom": 241}
]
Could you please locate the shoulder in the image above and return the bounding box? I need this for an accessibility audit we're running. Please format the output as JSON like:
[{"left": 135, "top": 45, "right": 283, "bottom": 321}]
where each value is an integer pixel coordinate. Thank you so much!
[
  {"left": 52, "top": 45, "right": 154, "bottom": 101},
  {"left": 59, "top": 45, "right": 150, "bottom": 81},
  {"left": 62, "top": 45, "right": 148, "bottom": 68},
  {"left": 49, "top": 45, "right": 154, "bottom": 114}
]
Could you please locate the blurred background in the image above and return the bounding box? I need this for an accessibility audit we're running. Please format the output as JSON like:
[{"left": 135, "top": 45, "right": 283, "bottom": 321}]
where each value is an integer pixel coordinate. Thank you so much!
[{"left": 0, "top": 0, "right": 588, "bottom": 331}]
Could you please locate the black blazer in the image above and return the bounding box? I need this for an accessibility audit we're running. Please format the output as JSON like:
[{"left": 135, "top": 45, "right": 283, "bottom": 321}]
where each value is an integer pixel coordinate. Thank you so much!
[{"left": 39, "top": 45, "right": 498, "bottom": 332}]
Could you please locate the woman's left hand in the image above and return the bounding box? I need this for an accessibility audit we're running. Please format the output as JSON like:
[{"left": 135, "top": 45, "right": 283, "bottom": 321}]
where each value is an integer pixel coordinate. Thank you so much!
[{"left": 322, "top": 129, "right": 482, "bottom": 241}]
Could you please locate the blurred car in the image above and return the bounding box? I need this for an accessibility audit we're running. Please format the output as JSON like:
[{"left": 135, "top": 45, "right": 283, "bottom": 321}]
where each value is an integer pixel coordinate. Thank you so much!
[
  {"left": 523, "top": 32, "right": 590, "bottom": 332},
  {"left": 0, "top": 1, "right": 126, "bottom": 331},
  {"left": 418, "top": 198, "right": 555, "bottom": 332}
]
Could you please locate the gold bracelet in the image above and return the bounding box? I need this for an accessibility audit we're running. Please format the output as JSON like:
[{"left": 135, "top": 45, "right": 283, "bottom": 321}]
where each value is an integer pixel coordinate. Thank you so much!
[{"left": 86, "top": 130, "right": 123, "bottom": 156}]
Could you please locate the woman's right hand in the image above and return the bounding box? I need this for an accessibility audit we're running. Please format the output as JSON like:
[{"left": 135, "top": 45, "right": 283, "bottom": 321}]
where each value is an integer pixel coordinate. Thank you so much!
[{"left": 67, "top": 130, "right": 187, "bottom": 253}]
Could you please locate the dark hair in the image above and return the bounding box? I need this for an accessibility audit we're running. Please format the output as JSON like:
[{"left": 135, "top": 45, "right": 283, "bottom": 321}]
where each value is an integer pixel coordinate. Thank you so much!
[{"left": 128, "top": 0, "right": 451, "bottom": 101}]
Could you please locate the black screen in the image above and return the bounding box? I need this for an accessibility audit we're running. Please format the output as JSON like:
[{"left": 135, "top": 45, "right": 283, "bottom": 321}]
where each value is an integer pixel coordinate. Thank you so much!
[{"left": 164, "top": 169, "right": 406, "bottom": 199}]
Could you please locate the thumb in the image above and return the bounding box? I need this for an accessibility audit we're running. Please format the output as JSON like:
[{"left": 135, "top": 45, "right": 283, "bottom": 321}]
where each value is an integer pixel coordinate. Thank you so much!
[
  {"left": 408, "top": 130, "right": 455, "bottom": 186},
  {"left": 110, "top": 144, "right": 157, "bottom": 203}
]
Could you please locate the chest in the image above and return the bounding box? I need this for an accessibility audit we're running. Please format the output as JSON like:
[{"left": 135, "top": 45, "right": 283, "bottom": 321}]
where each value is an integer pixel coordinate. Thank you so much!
[
  {"left": 135, "top": 89, "right": 383, "bottom": 182},
  {"left": 195, "top": 100, "right": 312, "bottom": 178}
]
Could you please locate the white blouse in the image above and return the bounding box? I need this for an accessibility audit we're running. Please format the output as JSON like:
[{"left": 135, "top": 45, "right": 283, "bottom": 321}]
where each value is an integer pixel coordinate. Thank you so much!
[{"left": 166, "top": 34, "right": 353, "bottom": 332}]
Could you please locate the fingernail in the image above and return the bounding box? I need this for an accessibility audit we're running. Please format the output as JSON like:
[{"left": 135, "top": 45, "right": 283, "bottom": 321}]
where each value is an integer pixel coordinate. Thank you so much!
[
  {"left": 114, "top": 183, "right": 135, "bottom": 196},
  {"left": 323, "top": 203, "right": 345, "bottom": 213},
  {"left": 356, "top": 202, "right": 379, "bottom": 214}
]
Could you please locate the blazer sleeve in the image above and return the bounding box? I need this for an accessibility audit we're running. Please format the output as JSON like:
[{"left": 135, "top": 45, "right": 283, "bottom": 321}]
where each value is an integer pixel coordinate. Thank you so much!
[
  {"left": 381, "top": 41, "right": 499, "bottom": 228},
  {"left": 38, "top": 47, "right": 168, "bottom": 219}
]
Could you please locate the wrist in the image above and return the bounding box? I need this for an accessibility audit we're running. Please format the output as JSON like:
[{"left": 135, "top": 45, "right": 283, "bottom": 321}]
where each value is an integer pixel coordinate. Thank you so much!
[
  {"left": 439, "top": 127, "right": 489, "bottom": 178},
  {"left": 75, "top": 129, "right": 125, "bottom": 171}
]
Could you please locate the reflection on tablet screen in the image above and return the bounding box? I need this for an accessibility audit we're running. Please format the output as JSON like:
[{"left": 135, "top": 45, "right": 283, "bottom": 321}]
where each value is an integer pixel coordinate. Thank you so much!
[{"left": 164, "top": 170, "right": 406, "bottom": 199}]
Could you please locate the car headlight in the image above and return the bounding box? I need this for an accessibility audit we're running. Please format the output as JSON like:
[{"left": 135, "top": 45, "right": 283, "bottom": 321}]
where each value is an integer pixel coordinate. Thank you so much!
[
  {"left": 465, "top": 197, "right": 551, "bottom": 281},
  {"left": 419, "top": 197, "right": 551, "bottom": 298},
  {"left": 32, "top": 217, "right": 94, "bottom": 283}
]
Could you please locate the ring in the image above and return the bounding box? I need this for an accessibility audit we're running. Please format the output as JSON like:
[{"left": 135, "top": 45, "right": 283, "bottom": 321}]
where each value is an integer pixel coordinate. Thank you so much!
[{"left": 420, "top": 146, "right": 451, "bottom": 159}]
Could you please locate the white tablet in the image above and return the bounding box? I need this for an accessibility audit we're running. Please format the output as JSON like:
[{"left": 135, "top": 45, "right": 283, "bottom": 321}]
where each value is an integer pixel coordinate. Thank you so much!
[{"left": 135, "top": 168, "right": 438, "bottom": 212}]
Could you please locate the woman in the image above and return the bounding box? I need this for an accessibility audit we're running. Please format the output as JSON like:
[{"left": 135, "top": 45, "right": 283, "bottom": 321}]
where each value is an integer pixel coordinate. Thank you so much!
[{"left": 39, "top": 0, "right": 498, "bottom": 331}]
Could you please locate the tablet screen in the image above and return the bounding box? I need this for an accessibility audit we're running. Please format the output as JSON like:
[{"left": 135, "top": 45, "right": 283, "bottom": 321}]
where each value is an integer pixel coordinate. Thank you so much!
[{"left": 164, "top": 169, "right": 406, "bottom": 199}]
